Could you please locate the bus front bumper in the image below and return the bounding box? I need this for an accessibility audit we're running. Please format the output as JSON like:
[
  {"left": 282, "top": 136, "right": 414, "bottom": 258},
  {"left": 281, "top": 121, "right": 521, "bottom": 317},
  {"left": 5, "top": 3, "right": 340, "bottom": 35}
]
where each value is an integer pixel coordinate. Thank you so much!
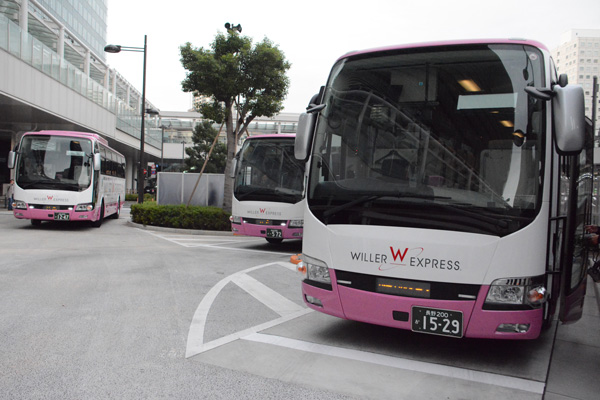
[
  {"left": 231, "top": 222, "right": 303, "bottom": 239},
  {"left": 301, "top": 281, "right": 544, "bottom": 340},
  {"left": 14, "top": 207, "right": 99, "bottom": 222}
]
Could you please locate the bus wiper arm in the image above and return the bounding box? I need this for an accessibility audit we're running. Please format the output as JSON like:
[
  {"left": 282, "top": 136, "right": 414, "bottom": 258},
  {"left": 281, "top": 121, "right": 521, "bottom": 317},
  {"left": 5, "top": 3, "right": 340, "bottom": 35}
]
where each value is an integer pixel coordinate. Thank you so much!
[
  {"left": 322, "top": 195, "right": 378, "bottom": 219},
  {"left": 322, "top": 192, "right": 447, "bottom": 219}
]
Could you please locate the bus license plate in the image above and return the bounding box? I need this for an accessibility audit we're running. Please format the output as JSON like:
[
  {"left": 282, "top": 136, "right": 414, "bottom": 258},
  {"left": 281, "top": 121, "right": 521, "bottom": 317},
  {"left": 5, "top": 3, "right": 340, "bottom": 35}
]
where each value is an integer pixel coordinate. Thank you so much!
[
  {"left": 54, "top": 213, "right": 70, "bottom": 221},
  {"left": 266, "top": 228, "right": 282, "bottom": 238},
  {"left": 411, "top": 306, "right": 463, "bottom": 338}
]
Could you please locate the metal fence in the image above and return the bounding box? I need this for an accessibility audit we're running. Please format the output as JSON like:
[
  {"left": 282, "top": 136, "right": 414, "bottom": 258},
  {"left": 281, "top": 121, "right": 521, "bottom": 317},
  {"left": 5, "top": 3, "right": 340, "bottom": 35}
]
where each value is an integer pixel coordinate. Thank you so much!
[{"left": 157, "top": 172, "right": 224, "bottom": 207}]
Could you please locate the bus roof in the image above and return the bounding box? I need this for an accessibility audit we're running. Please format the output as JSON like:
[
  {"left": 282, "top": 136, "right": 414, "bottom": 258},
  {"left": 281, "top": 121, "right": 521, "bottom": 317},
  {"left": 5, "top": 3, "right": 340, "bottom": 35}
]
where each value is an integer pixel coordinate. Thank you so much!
[
  {"left": 245, "top": 134, "right": 296, "bottom": 140},
  {"left": 22, "top": 130, "right": 110, "bottom": 147},
  {"left": 338, "top": 38, "right": 549, "bottom": 62},
  {"left": 21, "top": 130, "right": 124, "bottom": 157}
]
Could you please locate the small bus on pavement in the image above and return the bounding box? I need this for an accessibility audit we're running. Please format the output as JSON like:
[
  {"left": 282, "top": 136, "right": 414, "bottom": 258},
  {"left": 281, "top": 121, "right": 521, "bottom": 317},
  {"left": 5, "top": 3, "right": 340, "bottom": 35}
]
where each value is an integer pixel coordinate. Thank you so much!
[{"left": 8, "top": 130, "right": 125, "bottom": 227}]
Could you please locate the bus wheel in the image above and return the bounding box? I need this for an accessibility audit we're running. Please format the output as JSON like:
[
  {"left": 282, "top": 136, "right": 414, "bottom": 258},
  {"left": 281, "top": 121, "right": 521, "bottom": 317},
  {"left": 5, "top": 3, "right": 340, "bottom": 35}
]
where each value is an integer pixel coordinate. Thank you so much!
[
  {"left": 31, "top": 219, "right": 41, "bottom": 226},
  {"left": 91, "top": 202, "right": 104, "bottom": 228},
  {"left": 266, "top": 238, "right": 283, "bottom": 244}
]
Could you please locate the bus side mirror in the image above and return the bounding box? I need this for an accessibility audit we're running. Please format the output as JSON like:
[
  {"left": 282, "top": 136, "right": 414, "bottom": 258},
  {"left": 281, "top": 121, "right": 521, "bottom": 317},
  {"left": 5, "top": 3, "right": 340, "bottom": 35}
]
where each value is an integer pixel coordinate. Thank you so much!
[
  {"left": 7, "top": 151, "right": 15, "bottom": 169},
  {"left": 553, "top": 85, "right": 585, "bottom": 155},
  {"left": 230, "top": 157, "right": 237, "bottom": 178},
  {"left": 94, "top": 153, "right": 101, "bottom": 171},
  {"left": 295, "top": 112, "right": 317, "bottom": 161}
]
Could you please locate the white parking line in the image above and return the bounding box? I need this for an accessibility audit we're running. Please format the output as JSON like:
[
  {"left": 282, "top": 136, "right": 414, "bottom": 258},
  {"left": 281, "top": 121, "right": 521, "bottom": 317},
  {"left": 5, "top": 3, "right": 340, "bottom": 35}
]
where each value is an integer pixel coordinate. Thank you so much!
[
  {"left": 185, "top": 261, "right": 309, "bottom": 358},
  {"left": 232, "top": 273, "right": 305, "bottom": 316},
  {"left": 137, "top": 229, "right": 293, "bottom": 255},
  {"left": 243, "top": 333, "right": 546, "bottom": 395}
]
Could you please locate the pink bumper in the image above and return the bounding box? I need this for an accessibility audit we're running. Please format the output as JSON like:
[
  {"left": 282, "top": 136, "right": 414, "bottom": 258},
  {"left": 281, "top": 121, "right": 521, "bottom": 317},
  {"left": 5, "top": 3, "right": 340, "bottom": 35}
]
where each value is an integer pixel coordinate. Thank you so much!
[
  {"left": 302, "top": 277, "right": 543, "bottom": 340},
  {"left": 13, "top": 208, "right": 100, "bottom": 222},
  {"left": 231, "top": 222, "right": 303, "bottom": 239}
]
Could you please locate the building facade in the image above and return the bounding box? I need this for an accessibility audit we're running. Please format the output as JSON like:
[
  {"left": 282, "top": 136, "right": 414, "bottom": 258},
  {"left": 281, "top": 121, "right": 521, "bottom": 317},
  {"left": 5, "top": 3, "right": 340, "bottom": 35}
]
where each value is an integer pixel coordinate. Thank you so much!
[{"left": 551, "top": 29, "right": 600, "bottom": 135}]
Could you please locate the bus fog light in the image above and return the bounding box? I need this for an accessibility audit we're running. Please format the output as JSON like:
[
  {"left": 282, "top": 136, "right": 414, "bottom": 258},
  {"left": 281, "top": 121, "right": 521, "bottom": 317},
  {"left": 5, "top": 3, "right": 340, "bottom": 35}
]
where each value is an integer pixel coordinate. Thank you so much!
[
  {"left": 289, "top": 219, "right": 303, "bottom": 228},
  {"left": 496, "top": 323, "right": 530, "bottom": 333},
  {"left": 305, "top": 295, "right": 323, "bottom": 307}
]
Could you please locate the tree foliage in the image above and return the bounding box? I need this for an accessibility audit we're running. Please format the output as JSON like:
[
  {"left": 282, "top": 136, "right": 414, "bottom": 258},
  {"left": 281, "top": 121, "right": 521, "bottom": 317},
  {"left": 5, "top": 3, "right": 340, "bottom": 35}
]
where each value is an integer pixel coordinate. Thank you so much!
[
  {"left": 184, "top": 121, "right": 227, "bottom": 173},
  {"left": 180, "top": 30, "right": 291, "bottom": 212}
]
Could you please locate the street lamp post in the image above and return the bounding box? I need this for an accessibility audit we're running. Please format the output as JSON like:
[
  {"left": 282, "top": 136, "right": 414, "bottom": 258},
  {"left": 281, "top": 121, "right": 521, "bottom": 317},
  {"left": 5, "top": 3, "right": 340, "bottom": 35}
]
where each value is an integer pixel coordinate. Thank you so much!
[
  {"left": 159, "top": 123, "right": 171, "bottom": 174},
  {"left": 104, "top": 35, "right": 148, "bottom": 203}
]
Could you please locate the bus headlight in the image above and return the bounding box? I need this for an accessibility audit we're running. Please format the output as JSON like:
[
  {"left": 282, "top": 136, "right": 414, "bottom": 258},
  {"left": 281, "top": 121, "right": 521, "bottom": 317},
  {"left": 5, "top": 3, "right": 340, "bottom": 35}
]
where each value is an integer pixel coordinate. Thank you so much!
[
  {"left": 13, "top": 200, "right": 27, "bottom": 210},
  {"left": 289, "top": 219, "right": 303, "bottom": 228},
  {"left": 484, "top": 277, "right": 546, "bottom": 308},
  {"left": 75, "top": 203, "right": 93, "bottom": 212},
  {"left": 230, "top": 215, "right": 242, "bottom": 224},
  {"left": 304, "top": 256, "right": 331, "bottom": 284}
]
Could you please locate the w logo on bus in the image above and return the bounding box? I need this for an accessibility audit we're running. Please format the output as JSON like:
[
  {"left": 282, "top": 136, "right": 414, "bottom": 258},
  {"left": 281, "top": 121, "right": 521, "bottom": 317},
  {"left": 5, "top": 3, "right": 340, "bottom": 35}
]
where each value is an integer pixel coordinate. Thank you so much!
[
  {"left": 47, "top": 196, "right": 54, "bottom": 200},
  {"left": 259, "top": 208, "right": 266, "bottom": 213}
]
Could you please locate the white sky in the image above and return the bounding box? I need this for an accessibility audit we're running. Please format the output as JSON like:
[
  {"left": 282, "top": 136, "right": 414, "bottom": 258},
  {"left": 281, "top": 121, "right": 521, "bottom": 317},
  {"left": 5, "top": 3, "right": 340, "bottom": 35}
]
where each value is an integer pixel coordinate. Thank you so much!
[{"left": 105, "top": 0, "right": 600, "bottom": 114}]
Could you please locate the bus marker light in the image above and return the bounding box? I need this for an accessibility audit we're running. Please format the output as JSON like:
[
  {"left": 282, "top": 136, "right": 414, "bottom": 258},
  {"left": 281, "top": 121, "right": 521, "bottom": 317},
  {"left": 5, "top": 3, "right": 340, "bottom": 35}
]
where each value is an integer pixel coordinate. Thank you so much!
[
  {"left": 527, "top": 286, "right": 546, "bottom": 305},
  {"left": 296, "top": 261, "right": 307, "bottom": 275},
  {"left": 290, "top": 254, "right": 302, "bottom": 265},
  {"left": 496, "top": 323, "right": 530, "bottom": 333}
]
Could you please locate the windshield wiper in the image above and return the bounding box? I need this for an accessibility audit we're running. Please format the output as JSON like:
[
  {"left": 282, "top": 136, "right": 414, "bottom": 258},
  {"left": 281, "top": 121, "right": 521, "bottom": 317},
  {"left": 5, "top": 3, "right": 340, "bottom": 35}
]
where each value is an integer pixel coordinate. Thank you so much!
[{"left": 322, "top": 192, "right": 447, "bottom": 220}]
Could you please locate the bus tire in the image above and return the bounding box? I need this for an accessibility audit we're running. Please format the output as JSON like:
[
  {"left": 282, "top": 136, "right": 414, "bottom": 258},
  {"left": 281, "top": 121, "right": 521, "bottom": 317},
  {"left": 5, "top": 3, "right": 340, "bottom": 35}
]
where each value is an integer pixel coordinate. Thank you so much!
[
  {"left": 91, "top": 202, "right": 104, "bottom": 228},
  {"left": 31, "top": 219, "right": 41, "bottom": 226},
  {"left": 266, "top": 238, "right": 283, "bottom": 244}
]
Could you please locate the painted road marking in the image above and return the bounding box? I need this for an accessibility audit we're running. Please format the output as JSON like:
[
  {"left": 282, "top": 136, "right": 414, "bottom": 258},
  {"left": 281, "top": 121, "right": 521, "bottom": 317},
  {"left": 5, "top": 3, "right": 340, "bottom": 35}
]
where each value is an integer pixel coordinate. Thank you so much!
[
  {"left": 186, "top": 261, "right": 309, "bottom": 358},
  {"left": 138, "top": 229, "right": 293, "bottom": 255},
  {"left": 243, "top": 333, "right": 546, "bottom": 395}
]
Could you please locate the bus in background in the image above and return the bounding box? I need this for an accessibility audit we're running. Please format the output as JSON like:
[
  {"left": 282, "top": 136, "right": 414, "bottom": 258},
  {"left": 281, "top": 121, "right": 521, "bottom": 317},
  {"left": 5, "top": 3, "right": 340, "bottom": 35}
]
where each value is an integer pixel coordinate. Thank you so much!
[
  {"left": 294, "top": 39, "right": 592, "bottom": 339},
  {"left": 8, "top": 130, "right": 126, "bottom": 227},
  {"left": 231, "top": 134, "right": 305, "bottom": 244}
]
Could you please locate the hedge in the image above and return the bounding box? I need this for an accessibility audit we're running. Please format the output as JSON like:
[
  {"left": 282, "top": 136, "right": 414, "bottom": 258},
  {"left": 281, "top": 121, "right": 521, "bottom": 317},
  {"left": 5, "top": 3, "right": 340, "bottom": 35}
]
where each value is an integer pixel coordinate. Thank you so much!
[{"left": 130, "top": 203, "right": 230, "bottom": 231}]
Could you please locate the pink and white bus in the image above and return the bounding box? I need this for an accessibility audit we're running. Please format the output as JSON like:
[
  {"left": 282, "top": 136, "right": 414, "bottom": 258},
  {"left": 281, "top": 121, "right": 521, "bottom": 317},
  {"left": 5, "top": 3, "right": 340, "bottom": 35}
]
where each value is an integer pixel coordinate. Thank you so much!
[
  {"left": 294, "top": 39, "right": 592, "bottom": 339},
  {"left": 230, "top": 134, "right": 305, "bottom": 244},
  {"left": 8, "top": 130, "right": 126, "bottom": 227}
]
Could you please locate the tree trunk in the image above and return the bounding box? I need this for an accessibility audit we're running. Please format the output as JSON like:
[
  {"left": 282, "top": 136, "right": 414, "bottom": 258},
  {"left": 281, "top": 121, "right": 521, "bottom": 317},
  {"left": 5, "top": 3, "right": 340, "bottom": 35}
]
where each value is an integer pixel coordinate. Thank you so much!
[{"left": 222, "top": 104, "right": 236, "bottom": 213}]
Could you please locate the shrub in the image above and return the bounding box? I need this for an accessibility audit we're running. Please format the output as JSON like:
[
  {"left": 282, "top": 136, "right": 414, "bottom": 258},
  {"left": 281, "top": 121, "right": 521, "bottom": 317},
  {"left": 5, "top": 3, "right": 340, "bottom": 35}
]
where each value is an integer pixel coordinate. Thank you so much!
[
  {"left": 130, "top": 203, "right": 230, "bottom": 231},
  {"left": 125, "top": 193, "right": 156, "bottom": 202}
]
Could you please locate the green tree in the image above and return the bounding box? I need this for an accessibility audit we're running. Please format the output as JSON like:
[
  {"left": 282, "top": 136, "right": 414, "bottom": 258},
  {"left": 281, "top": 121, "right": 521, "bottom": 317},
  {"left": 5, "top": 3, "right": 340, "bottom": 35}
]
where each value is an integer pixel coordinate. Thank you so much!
[
  {"left": 184, "top": 121, "right": 227, "bottom": 173},
  {"left": 180, "top": 29, "right": 291, "bottom": 212}
]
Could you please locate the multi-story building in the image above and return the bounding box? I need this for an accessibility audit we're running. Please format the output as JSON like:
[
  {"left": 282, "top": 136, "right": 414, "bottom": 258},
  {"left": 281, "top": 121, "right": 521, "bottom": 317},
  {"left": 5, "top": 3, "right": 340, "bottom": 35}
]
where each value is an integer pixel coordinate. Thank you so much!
[
  {"left": 36, "top": 0, "right": 108, "bottom": 61},
  {"left": 551, "top": 29, "right": 600, "bottom": 135}
]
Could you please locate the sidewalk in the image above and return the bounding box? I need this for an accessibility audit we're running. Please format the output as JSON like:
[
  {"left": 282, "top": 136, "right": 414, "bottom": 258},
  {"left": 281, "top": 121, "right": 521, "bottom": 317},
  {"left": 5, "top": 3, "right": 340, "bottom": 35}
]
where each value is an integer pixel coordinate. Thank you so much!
[{"left": 545, "top": 277, "right": 600, "bottom": 400}]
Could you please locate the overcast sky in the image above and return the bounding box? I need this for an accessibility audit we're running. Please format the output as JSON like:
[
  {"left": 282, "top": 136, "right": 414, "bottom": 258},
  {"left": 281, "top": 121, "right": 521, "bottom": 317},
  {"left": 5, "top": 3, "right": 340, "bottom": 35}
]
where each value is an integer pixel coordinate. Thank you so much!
[{"left": 104, "top": 0, "right": 600, "bottom": 114}]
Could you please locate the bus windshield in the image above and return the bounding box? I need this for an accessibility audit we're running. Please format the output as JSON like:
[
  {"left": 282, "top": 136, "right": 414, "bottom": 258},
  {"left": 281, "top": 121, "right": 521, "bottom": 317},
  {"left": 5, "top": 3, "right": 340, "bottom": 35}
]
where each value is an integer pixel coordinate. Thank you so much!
[
  {"left": 234, "top": 137, "right": 304, "bottom": 204},
  {"left": 309, "top": 44, "right": 545, "bottom": 236},
  {"left": 15, "top": 135, "right": 94, "bottom": 191}
]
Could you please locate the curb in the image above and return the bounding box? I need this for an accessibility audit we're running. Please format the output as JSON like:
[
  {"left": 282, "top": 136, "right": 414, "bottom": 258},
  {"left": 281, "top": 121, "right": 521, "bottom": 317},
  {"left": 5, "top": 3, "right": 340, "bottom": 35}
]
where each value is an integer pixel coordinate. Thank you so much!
[{"left": 126, "top": 219, "right": 233, "bottom": 236}]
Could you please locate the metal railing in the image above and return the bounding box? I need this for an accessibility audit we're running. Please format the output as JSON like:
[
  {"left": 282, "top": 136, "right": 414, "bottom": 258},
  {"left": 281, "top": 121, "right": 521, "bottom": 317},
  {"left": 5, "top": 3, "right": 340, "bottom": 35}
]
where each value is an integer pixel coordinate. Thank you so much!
[{"left": 0, "top": 14, "right": 160, "bottom": 148}]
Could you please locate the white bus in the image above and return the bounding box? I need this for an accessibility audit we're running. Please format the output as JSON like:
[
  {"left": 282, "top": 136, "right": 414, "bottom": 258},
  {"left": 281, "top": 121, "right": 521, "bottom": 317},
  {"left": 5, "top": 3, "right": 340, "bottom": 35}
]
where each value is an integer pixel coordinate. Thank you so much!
[
  {"left": 8, "top": 130, "right": 126, "bottom": 227},
  {"left": 294, "top": 39, "right": 592, "bottom": 339},
  {"left": 230, "top": 134, "right": 305, "bottom": 244}
]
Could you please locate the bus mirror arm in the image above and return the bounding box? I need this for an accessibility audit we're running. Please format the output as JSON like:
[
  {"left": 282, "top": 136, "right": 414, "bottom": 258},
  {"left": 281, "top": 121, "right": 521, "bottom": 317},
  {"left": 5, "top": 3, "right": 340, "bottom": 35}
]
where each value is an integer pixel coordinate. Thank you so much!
[
  {"left": 524, "top": 74, "right": 568, "bottom": 102},
  {"left": 524, "top": 86, "right": 553, "bottom": 101}
]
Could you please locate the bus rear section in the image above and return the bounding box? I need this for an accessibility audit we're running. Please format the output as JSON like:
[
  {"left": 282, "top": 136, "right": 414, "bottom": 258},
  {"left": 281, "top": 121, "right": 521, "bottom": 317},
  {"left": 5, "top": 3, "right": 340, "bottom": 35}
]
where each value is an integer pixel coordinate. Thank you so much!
[
  {"left": 231, "top": 135, "right": 305, "bottom": 243},
  {"left": 8, "top": 131, "right": 126, "bottom": 227},
  {"left": 295, "top": 40, "right": 591, "bottom": 339}
]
